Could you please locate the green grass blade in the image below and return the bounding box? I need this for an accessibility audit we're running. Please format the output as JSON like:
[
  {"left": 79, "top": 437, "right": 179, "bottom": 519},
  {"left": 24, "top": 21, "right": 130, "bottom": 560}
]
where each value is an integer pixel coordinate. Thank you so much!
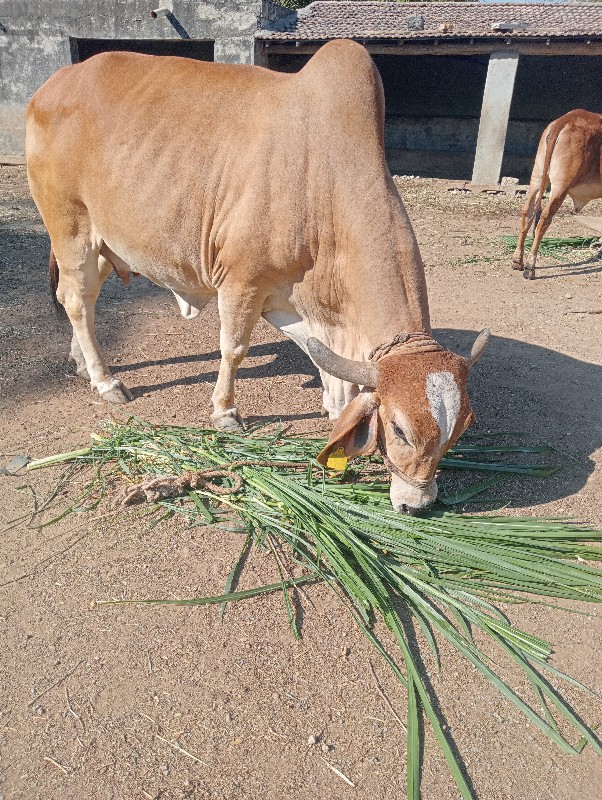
[
  {"left": 439, "top": 458, "right": 559, "bottom": 477},
  {"left": 267, "top": 536, "right": 301, "bottom": 640},
  {"left": 440, "top": 475, "right": 505, "bottom": 505},
  {"left": 96, "top": 573, "right": 320, "bottom": 607},
  {"left": 406, "top": 673, "right": 421, "bottom": 800},
  {"left": 220, "top": 531, "right": 253, "bottom": 621}
]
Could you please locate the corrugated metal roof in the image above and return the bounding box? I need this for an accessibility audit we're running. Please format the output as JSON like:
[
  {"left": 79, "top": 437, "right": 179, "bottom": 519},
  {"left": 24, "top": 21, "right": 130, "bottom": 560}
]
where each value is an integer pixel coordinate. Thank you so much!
[{"left": 256, "top": 2, "right": 602, "bottom": 40}]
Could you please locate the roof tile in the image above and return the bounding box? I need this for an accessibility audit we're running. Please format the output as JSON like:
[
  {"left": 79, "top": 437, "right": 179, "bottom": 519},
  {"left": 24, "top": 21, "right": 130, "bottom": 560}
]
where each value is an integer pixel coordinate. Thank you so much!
[{"left": 256, "top": 2, "right": 602, "bottom": 40}]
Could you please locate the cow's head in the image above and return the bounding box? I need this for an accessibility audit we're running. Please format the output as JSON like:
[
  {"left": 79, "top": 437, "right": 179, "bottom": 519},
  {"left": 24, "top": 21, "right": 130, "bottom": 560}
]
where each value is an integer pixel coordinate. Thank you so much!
[{"left": 308, "top": 330, "right": 490, "bottom": 514}]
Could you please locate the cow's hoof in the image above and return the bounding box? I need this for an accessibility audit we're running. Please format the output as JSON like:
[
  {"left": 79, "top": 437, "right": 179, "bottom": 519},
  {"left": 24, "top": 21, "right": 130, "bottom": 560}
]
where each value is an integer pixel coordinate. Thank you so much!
[
  {"left": 511, "top": 260, "right": 523, "bottom": 271},
  {"left": 211, "top": 411, "right": 245, "bottom": 432},
  {"left": 99, "top": 379, "right": 134, "bottom": 404},
  {"left": 522, "top": 267, "right": 535, "bottom": 280}
]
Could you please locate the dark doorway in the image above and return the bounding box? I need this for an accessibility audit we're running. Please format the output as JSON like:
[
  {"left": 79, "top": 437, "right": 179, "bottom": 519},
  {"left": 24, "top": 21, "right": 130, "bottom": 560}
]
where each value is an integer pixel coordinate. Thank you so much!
[
  {"left": 373, "top": 54, "right": 489, "bottom": 180},
  {"left": 71, "top": 38, "right": 214, "bottom": 63}
]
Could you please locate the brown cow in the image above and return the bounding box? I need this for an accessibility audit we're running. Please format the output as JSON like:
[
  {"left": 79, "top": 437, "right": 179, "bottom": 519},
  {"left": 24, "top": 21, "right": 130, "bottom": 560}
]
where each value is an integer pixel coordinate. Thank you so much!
[
  {"left": 25, "top": 40, "right": 490, "bottom": 514},
  {"left": 512, "top": 109, "right": 602, "bottom": 279}
]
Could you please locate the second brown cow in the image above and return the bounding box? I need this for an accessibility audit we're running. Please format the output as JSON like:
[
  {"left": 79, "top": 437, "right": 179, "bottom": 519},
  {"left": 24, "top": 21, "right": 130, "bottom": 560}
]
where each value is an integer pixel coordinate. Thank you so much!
[{"left": 512, "top": 109, "right": 602, "bottom": 279}]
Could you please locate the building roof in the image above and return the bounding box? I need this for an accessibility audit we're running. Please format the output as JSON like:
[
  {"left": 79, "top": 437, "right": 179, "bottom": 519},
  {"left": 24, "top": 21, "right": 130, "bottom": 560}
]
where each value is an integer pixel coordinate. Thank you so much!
[{"left": 256, "top": 2, "right": 602, "bottom": 41}]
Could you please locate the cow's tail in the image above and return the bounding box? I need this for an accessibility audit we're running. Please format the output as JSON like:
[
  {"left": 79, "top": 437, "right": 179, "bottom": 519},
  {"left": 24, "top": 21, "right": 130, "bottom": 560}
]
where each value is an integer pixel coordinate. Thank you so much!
[
  {"left": 533, "top": 114, "right": 571, "bottom": 230},
  {"left": 49, "top": 245, "right": 67, "bottom": 319}
]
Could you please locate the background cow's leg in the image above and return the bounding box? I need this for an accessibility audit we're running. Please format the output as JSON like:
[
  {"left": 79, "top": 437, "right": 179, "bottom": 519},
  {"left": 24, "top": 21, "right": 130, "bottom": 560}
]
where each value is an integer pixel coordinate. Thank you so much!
[
  {"left": 55, "top": 237, "right": 132, "bottom": 402},
  {"left": 211, "top": 286, "right": 264, "bottom": 430},
  {"left": 525, "top": 188, "right": 569, "bottom": 279},
  {"left": 68, "top": 255, "right": 113, "bottom": 380},
  {"left": 512, "top": 189, "right": 540, "bottom": 269}
]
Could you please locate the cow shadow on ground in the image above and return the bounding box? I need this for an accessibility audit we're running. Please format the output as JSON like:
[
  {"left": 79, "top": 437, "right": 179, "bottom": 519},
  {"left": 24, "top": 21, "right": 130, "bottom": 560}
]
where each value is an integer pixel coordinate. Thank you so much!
[
  {"left": 117, "top": 327, "right": 601, "bottom": 513},
  {"left": 113, "top": 339, "right": 322, "bottom": 391},
  {"left": 534, "top": 251, "right": 602, "bottom": 278}
]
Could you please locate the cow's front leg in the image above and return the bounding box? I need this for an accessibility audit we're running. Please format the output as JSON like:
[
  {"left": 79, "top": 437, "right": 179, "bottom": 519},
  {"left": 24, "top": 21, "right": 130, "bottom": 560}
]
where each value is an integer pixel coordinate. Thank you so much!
[
  {"left": 321, "top": 375, "right": 359, "bottom": 421},
  {"left": 211, "top": 286, "right": 264, "bottom": 431}
]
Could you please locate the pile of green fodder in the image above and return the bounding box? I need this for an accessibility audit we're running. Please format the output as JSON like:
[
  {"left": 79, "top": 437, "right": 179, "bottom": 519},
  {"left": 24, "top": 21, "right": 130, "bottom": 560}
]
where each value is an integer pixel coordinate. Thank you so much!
[
  {"left": 502, "top": 234, "right": 602, "bottom": 260},
  {"left": 27, "top": 417, "right": 602, "bottom": 800}
]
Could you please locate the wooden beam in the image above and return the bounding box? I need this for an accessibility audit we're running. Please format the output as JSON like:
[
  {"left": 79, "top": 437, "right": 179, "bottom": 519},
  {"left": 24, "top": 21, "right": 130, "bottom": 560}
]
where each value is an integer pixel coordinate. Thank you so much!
[{"left": 258, "top": 39, "right": 602, "bottom": 57}]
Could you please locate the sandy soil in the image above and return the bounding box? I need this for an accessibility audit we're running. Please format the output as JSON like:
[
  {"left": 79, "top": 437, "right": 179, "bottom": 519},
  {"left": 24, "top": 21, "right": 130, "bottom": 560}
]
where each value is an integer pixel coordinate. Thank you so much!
[{"left": 1, "top": 165, "right": 601, "bottom": 800}]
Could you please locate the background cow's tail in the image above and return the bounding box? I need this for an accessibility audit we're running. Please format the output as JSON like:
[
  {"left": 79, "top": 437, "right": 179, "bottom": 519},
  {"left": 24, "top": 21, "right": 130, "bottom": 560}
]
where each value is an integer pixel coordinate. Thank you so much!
[
  {"left": 49, "top": 245, "right": 67, "bottom": 319},
  {"left": 533, "top": 115, "right": 571, "bottom": 231}
]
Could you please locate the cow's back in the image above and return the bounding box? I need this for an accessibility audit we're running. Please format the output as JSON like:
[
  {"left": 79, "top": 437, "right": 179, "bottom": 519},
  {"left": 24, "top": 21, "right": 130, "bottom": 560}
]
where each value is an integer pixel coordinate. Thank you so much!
[
  {"left": 26, "top": 52, "right": 301, "bottom": 282},
  {"left": 26, "top": 42, "right": 383, "bottom": 178},
  {"left": 26, "top": 51, "right": 289, "bottom": 203}
]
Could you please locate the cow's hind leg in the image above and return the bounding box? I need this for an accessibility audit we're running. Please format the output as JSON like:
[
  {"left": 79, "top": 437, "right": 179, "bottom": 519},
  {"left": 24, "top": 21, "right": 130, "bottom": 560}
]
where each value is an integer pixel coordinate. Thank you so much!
[
  {"left": 512, "top": 189, "right": 540, "bottom": 269},
  {"left": 54, "top": 236, "right": 132, "bottom": 402},
  {"left": 68, "top": 254, "right": 113, "bottom": 381},
  {"left": 524, "top": 188, "right": 568, "bottom": 279},
  {"left": 211, "top": 285, "right": 265, "bottom": 431}
]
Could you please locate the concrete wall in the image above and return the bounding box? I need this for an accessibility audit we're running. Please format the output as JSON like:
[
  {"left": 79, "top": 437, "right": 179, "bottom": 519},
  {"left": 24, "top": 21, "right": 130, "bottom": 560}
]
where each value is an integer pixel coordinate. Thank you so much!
[{"left": 0, "top": 0, "right": 261, "bottom": 153}]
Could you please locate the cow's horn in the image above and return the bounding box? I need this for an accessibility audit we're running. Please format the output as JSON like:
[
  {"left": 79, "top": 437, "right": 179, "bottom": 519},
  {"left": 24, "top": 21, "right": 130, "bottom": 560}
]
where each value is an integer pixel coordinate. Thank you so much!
[
  {"left": 467, "top": 328, "right": 491, "bottom": 367},
  {"left": 307, "top": 338, "right": 379, "bottom": 387}
]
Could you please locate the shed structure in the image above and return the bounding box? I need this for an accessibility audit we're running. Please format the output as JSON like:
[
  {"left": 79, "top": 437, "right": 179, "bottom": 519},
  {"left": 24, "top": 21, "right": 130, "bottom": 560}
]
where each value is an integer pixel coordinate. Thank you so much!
[
  {"left": 1, "top": 0, "right": 602, "bottom": 185},
  {"left": 257, "top": 2, "right": 602, "bottom": 184}
]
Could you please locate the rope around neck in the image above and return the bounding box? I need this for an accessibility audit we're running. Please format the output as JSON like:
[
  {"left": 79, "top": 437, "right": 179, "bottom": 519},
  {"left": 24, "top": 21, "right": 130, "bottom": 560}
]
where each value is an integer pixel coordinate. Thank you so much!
[{"left": 368, "top": 332, "right": 443, "bottom": 362}]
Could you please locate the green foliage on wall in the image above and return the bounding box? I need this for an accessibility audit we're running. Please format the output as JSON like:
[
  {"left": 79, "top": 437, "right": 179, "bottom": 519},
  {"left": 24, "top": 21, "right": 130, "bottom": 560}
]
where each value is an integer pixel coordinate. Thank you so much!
[{"left": 276, "top": 0, "right": 311, "bottom": 8}]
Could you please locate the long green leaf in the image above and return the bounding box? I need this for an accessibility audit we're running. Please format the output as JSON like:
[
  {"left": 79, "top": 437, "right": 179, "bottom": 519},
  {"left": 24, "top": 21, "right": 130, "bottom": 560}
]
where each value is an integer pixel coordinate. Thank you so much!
[
  {"left": 220, "top": 531, "right": 253, "bottom": 620},
  {"left": 96, "top": 573, "right": 320, "bottom": 607},
  {"left": 406, "top": 673, "right": 420, "bottom": 800}
]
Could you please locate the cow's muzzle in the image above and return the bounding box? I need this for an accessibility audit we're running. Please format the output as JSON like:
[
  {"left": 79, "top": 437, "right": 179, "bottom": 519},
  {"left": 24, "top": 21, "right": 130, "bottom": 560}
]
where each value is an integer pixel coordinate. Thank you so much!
[{"left": 390, "top": 474, "right": 438, "bottom": 515}]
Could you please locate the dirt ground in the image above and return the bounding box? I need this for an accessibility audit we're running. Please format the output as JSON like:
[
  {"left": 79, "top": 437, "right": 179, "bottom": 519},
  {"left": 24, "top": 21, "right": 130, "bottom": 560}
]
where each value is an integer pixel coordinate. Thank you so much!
[{"left": 1, "top": 164, "right": 601, "bottom": 800}]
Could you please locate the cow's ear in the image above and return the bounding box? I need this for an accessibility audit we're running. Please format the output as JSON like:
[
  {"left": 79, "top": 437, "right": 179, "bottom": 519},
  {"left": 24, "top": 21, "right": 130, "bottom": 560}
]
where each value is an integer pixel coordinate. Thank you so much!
[{"left": 317, "top": 393, "right": 379, "bottom": 466}]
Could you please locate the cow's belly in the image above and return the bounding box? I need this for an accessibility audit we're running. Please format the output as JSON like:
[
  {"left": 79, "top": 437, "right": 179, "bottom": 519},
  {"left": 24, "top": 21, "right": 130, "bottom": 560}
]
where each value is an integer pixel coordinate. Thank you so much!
[
  {"left": 569, "top": 182, "right": 602, "bottom": 212},
  {"left": 100, "top": 240, "right": 215, "bottom": 319}
]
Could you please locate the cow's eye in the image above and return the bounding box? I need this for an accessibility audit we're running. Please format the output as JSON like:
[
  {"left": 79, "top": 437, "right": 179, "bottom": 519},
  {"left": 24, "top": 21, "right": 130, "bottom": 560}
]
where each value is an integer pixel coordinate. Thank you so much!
[{"left": 391, "top": 421, "right": 408, "bottom": 443}]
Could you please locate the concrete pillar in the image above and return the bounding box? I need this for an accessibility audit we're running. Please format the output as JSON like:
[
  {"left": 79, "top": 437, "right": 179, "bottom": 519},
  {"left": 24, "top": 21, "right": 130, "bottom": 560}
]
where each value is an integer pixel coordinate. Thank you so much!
[{"left": 471, "top": 51, "right": 519, "bottom": 185}]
